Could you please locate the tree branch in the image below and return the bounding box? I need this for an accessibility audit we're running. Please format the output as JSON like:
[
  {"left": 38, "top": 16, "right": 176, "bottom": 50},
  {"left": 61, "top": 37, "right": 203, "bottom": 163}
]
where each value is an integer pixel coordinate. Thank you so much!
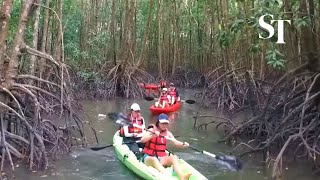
[{"left": 20, "top": 44, "right": 60, "bottom": 66}]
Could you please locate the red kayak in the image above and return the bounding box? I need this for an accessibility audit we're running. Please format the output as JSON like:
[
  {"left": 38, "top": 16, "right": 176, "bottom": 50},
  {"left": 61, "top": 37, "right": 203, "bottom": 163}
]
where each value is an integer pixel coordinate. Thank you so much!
[
  {"left": 139, "top": 83, "right": 159, "bottom": 90},
  {"left": 149, "top": 101, "right": 181, "bottom": 115}
]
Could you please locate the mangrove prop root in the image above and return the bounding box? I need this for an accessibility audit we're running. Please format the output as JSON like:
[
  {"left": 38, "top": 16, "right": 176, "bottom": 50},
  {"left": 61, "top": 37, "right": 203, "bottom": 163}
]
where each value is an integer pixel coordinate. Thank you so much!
[
  {"left": 199, "top": 63, "right": 320, "bottom": 178},
  {"left": 0, "top": 0, "right": 98, "bottom": 176}
]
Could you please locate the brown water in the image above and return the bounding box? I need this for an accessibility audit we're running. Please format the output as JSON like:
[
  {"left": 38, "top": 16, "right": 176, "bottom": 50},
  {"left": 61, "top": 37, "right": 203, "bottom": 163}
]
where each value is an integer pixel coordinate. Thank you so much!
[{"left": 11, "top": 89, "right": 319, "bottom": 180}]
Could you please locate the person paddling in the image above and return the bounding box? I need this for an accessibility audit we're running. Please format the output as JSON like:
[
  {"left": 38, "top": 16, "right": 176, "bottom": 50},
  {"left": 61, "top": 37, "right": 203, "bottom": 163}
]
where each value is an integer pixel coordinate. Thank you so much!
[
  {"left": 168, "top": 83, "right": 180, "bottom": 104},
  {"left": 120, "top": 103, "right": 146, "bottom": 158},
  {"left": 140, "top": 114, "right": 192, "bottom": 180},
  {"left": 155, "top": 88, "right": 171, "bottom": 108}
]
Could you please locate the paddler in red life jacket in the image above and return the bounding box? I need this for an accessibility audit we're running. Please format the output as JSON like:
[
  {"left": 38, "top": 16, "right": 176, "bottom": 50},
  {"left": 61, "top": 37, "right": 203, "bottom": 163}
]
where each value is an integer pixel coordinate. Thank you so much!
[
  {"left": 121, "top": 103, "right": 146, "bottom": 158},
  {"left": 140, "top": 114, "right": 192, "bottom": 180},
  {"left": 168, "top": 83, "right": 180, "bottom": 104},
  {"left": 155, "top": 88, "right": 171, "bottom": 108}
]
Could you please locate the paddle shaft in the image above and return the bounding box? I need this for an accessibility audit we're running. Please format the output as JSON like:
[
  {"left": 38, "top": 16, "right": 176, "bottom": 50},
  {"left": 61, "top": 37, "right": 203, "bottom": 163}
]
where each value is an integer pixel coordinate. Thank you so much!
[
  {"left": 152, "top": 97, "right": 186, "bottom": 103},
  {"left": 188, "top": 145, "right": 216, "bottom": 158},
  {"left": 121, "top": 119, "right": 218, "bottom": 157},
  {"left": 91, "top": 140, "right": 141, "bottom": 151},
  {"left": 140, "top": 124, "right": 215, "bottom": 156},
  {"left": 126, "top": 122, "right": 219, "bottom": 153},
  {"left": 131, "top": 123, "right": 175, "bottom": 141},
  {"left": 117, "top": 118, "right": 242, "bottom": 170},
  {"left": 144, "top": 96, "right": 194, "bottom": 104},
  {"left": 131, "top": 123, "right": 219, "bottom": 158}
]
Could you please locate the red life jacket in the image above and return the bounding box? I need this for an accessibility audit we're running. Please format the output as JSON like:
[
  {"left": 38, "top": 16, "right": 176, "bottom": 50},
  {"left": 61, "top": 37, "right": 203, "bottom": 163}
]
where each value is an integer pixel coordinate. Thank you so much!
[
  {"left": 168, "top": 88, "right": 176, "bottom": 97},
  {"left": 160, "top": 95, "right": 169, "bottom": 102},
  {"left": 119, "top": 115, "right": 144, "bottom": 137},
  {"left": 159, "top": 95, "right": 169, "bottom": 107},
  {"left": 128, "top": 115, "right": 144, "bottom": 133},
  {"left": 143, "top": 126, "right": 167, "bottom": 157}
]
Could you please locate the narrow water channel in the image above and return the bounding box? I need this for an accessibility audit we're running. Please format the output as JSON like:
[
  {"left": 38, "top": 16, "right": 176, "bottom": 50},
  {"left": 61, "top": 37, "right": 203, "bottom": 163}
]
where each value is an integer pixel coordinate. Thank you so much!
[{"left": 11, "top": 89, "right": 319, "bottom": 180}]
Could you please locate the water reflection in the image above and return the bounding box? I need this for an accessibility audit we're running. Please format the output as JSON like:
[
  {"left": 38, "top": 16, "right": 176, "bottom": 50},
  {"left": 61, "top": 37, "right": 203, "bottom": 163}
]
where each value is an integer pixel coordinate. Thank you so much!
[{"left": 10, "top": 89, "right": 320, "bottom": 180}]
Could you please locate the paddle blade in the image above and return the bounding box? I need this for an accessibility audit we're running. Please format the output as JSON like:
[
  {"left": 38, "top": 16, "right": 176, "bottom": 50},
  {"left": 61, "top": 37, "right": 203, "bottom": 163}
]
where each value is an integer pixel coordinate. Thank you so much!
[
  {"left": 144, "top": 96, "right": 155, "bottom": 101},
  {"left": 216, "top": 155, "right": 242, "bottom": 171},
  {"left": 118, "top": 113, "right": 129, "bottom": 120},
  {"left": 107, "top": 112, "right": 119, "bottom": 120},
  {"left": 108, "top": 112, "right": 129, "bottom": 121},
  {"left": 115, "top": 119, "right": 130, "bottom": 126},
  {"left": 90, "top": 144, "right": 113, "bottom": 151},
  {"left": 185, "top": 100, "right": 195, "bottom": 104}
]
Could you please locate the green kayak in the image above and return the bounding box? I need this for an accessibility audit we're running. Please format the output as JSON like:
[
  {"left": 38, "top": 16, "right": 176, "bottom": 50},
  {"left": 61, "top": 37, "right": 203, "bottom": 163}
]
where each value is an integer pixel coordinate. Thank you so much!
[{"left": 113, "top": 131, "right": 208, "bottom": 180}]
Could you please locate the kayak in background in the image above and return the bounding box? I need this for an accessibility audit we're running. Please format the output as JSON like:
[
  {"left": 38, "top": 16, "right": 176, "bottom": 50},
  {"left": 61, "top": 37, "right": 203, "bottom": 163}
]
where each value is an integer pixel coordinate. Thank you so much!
[
  {"left": 139, "top": 83, "right": 160, "bottom": 90},
  {"left": 149, "top": 101, "right": 181, "bottom": 115}
]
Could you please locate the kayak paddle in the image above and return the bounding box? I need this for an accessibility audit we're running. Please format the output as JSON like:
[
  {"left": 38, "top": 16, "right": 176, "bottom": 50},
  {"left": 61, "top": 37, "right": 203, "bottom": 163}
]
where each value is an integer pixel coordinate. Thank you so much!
[
  {"left": 115, "top": 118, "right": 242, "bottom": 171},
  {"left": 107, "top": 112, "right": 122, "bottom": 120},
  {"left": 90, "top": 140, "right": 141, "bottom": 151},
  {"left": 188, "top": 146, "right": 242, "bottom": 171},
  {"left": 144, "top": 96, "right": 196, "bottom": 104}
]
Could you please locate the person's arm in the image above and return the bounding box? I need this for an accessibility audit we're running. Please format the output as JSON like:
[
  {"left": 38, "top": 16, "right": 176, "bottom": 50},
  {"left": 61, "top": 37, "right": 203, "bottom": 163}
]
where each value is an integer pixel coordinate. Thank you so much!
[
  {"left": 156, "top": 99, "right": 161, "bottom": 107},
  {"left": 168, "top": 95, "right": 172, "bottom": 104},
  {"left": 140, "top": 128, "right": 158, "bottom": 143},
  {"left": 171, "top": 96, "right": 175, "bottom": 104},
  {"left": 167, "top": 131, "right": 189, "bottom": 148},
  {"left": 141, "top": 117, "right": 146, "bottom": 130},
  {"left": 124, "top": 126, "right": 134, "bottom": 137},
  {"left": 176, "top": 91, "right": 180, "bottom": 101}
]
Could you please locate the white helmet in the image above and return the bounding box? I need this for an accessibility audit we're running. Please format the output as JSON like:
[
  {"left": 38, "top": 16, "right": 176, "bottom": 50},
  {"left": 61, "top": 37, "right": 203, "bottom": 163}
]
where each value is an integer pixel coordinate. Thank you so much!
[{"left": 130, "top": 103, "right": 141, "bottom": 111}]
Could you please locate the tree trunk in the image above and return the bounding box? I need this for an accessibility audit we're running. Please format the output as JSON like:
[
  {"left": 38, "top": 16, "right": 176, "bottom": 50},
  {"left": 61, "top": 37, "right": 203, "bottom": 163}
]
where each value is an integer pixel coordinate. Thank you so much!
[
  {"left": 135, "top": 0, "right": 153, "bottom": 69},
  {"left": 299, "top": 0, "right": 317, "bottom": 55},
  {"left": 157, "top": 0, "right": 163, "bottom": 78},
  {"left": 299, "top": 0, "right": 319, "bottom": 72},
  {"left": 29, "top": 0, "right": 41, "bottom": 84},
  {"left": 53, "top": 0, "right": 62, "bottom": 62},
  {"left": 116, "top": 0, "right": 135, "bottom": 97},
  {"left": 171, "top": 0, "right": 179, "bottom": 76},
  {"left": 111, "top": 0, "right": 117, "bottom": 65},
  {"left": 39, "top": 0, "right": 50, "bottom": 78},
  {"left": 5, "top": 0, "right": 35, "bottom": 86},
  {"left": 0, "top": 0, "right": 14, "bottom": 80}
]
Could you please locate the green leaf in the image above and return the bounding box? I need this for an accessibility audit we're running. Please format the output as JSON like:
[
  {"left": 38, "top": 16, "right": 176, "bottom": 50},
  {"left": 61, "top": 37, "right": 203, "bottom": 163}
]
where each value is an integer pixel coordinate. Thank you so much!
[
  {"left": 275, "top": 50, "right": 284, "bottom": 56},
  {"left": 267, "top": 61, "right": 274, "bottom": 65},
  {"left": 248, "top": 44, "right": 261, "bottom": 53}
]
